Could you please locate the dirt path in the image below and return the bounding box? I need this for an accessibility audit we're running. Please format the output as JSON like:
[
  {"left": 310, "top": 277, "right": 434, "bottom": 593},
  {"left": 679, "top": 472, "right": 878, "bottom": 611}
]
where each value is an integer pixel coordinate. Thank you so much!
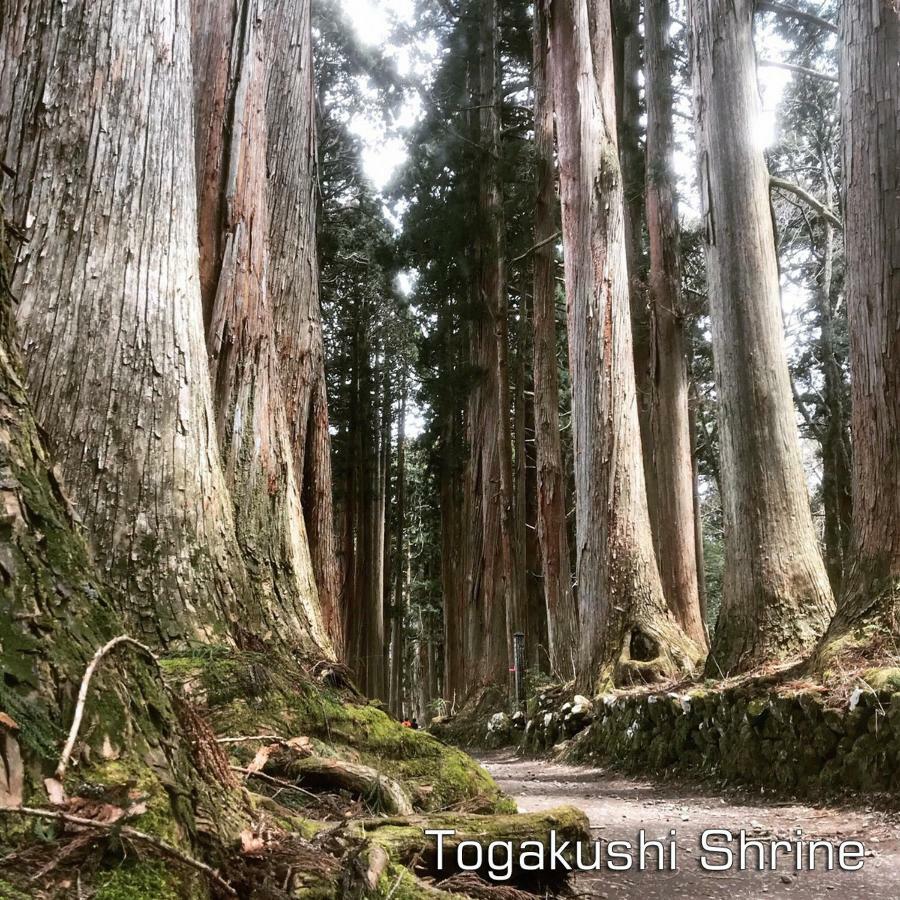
[{"left": 478, "top": 751, "right": 900, "bottom": 899}]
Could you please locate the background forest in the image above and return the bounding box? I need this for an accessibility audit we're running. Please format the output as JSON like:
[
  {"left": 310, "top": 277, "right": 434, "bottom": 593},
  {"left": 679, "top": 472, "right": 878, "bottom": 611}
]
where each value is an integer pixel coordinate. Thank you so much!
[{"left": 0, "top": 0, "right": 897, "bottom": 897}]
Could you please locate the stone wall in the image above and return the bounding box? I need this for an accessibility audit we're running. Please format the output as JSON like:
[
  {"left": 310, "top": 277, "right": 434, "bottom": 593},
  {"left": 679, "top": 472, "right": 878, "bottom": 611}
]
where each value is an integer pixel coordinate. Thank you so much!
[{"left": 522, "top": 675, "right": 900, "bottom": 797}]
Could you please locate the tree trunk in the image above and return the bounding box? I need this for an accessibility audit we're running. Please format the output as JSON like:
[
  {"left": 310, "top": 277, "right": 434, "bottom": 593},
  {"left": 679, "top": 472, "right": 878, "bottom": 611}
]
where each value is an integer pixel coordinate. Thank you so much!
[
  {"left": 688, "top": 0, "right": 834, "bottom": 674},
  {"left": 265, "top": 0, "right": 343, "bottom": 651},
  {"left": 0, "top": 228, "right": 241, "bottom": 848},
  {"left": 817, "top": 216, "right": 852, "bottom": 595},
  {"left": 1, "top": 0, "right": 252, "bottom": 646},
  {"left": 191, "top": 0, "right": 330, "bottom": 655},
  {"left": 390, "top": 379, "right": 408, "bottom": 716},
  {"left": 532, "top": 0, "right": 578, "bottom": 681},
  {"left": 611, "top": 0, "right": 656, "bottom": 544},
  {"left": 549, "top": 0, "right": 702, "bottom": 689},
  {"left": 461, "top": 0, "right": 518, "bottom": 693},
  {"left": 440, "top": 406, "right": 465, "bottom": 705},
  {"left": 818, "top": 0, "right": 899, "bottom": 658},
  {"left": 644, "top": 0, "right": 707, "bottom": 648}
]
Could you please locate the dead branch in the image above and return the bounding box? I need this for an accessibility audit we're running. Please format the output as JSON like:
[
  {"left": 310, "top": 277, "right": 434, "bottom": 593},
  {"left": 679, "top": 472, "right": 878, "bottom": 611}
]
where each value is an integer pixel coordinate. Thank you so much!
[
  {"left": 231, "top": 766, "right": 320, "bottom": 801},
  {"left": 758, "top": 59, "right": 838, "bottom": 84},
  {"left": 1, "top": 806, "right": 237, "bottom": 897},
  {"left": 770, "top": 176, "right": 843, "bottom": 229},
  {"left": 57, "top": 635, "right": 161, "bottom": 780}
]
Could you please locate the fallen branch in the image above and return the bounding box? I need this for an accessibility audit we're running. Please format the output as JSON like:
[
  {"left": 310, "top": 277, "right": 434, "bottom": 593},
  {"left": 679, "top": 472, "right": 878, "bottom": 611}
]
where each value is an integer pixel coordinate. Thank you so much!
[
  {"left": 1, "top": 806, "right": 237, "bottom": 897},
  {"left": 770, "top": 176, "right": 843, "bottom": 229},
  {"left": 231, "top": 766, "right": 320, "bottom": 801},
  {"left": 57, "top": 635, "right": 161, "bottom": 780},
  {"left": 216, "top": 734, "right": 286, "bottom": 745}
]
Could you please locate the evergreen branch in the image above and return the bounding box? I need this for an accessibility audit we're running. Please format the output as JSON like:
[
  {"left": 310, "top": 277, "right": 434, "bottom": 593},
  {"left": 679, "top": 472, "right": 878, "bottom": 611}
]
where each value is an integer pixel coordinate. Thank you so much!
[{"left": 755, "top": 0, "right": 838, "bottom": 33}]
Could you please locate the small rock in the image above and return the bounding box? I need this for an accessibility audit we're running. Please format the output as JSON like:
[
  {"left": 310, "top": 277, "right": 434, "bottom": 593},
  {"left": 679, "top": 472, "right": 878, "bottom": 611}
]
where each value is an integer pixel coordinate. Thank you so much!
[{"left": 780, "top": 874, "right": 793, "bottom": 885}]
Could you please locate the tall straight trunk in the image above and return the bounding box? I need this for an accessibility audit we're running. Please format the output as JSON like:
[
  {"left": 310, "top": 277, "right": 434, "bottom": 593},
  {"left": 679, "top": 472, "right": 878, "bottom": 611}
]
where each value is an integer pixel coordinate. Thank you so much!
[
  {"left": 644, "top": 0, "right": 707, "bottom": 648},
  {"left": 532, "top": 0, "right": 578, "bottom": 681},
  {"left": 265, "top": 0, "right": 342, "bottom": 650},
  {"left": 549, "top": 0, "right": 702, "bottom": 689},
  {"left": 461, "top": 0, "right": 519, "bottom": 692},
  {"left": 390, "top": 380, "right": 407, "bottom": 715},
  {"left": 817, "top": 217, "right": 852, "bottom": 594},
  {"left": 440, "top": 406, "right": 465, "bottom": 703},
  {"left": 191, "top": 0, "right": 329, "bottom": 654},
  {"left": 1, "top": 0, "right": 252, "bottom": 645},
  {"left": 819, "top": 0, "right": 899, "bottom": 656},
  {"left": 369, "top": 363, "right": 388, "bottom": 699},
  {"left": 688, "top": 0, "right": 834, "bottom": 674},
  {"left": 611, "top": 0, "right": 656, "bottom": 541}
]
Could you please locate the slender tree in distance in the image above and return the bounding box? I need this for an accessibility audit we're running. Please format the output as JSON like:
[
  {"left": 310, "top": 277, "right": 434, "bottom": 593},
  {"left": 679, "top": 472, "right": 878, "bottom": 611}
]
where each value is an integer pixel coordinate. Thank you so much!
[
  {"left": 689, "top": 0, "right": 834, "bottom": 674},
  {"left": 549, "top": 0, "right": 703, "bottom": 689},
  {"left": 817, "top": 0, "right": 899, "bottom": 664},
  {"left": 644, "top": 0, "right": 707, "bottom": 647},
  {"left": 531, "top": 0, "right": 579, "bottom": 681}
]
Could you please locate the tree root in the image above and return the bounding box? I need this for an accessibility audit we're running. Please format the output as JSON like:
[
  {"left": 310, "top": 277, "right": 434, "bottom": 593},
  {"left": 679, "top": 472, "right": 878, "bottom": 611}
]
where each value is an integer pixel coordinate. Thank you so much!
[{"left": 273, "top": 755, "right": 414, "bottom": 815}]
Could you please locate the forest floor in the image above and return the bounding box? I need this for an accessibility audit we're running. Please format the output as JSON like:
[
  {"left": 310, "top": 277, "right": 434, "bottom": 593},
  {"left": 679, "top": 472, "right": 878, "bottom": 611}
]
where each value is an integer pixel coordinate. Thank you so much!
[{"left": 478, "top": 751, "right": 900, "bottom": 899}]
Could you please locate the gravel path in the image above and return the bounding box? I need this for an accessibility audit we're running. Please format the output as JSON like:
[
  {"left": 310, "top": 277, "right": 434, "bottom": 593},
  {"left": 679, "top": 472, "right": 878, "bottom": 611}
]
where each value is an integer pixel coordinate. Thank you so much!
[{"left": 478, "top": 751, "right": 900, "bottom": 899}]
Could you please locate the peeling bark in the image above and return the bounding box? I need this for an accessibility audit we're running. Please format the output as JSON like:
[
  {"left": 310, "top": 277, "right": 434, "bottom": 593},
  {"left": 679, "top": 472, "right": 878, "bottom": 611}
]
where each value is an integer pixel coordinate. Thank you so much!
[
  {"left": 532, "top": 0, "right": 578, "bottom": 681},
  {"left": 191, "top": 0, "right": 330, "bottom": 655}
]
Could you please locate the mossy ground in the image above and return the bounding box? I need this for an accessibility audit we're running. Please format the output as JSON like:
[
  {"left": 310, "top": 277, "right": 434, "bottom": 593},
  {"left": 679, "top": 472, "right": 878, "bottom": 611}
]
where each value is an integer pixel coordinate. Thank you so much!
[{"left": 160, "top": 648, "right": 511, "bottom": 815}]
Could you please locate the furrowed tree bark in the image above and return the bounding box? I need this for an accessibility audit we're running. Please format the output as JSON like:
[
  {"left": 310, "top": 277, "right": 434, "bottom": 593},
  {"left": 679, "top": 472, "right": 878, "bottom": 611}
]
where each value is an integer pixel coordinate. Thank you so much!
[
  {"left": 1, "top": 0, "right": 251, "bottom": 645},
  {"left": 461, "top": 0, "right": 518, "bottom": 693},
  {"left": 611, "top": 0, "right": 657, "bottom": 544},
  {"left": 644, "top": 0, "right": 707, "bottom": 648},
  {"left": 817, "top": 0, "right": 899, "bottom": 663},
  {"left": 265, "top": 0, "right": 343, "bottom": 652},
  {"left": 532, "top": 0, "right": 578, "bottom": 681},
  {"left": 549, "top": 0, "right": 702, "bottom": 689},
  {"left": 191, "top": 0, "right": 330, "bottom": 655},
  {"left": 0, "top": 215, "right": 242, "bottom": 860},
  {"left": 688, "top": 0, "right": 834, "bottom": 674}
]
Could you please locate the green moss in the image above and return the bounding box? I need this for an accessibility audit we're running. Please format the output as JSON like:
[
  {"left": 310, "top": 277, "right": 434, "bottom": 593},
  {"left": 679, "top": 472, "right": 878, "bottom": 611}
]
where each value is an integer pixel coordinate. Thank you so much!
[
  {"left": 165, "top": 650, "right": 511, "bottom": 814},
  {"left": 0, "top": 877, "right": 31, "bottom": 900},
  {"left": 861, "top": 667, "right": 900, "bottom": 692},
  {"left": 94, "top": 861, "right": 194, "bottom": 900}
]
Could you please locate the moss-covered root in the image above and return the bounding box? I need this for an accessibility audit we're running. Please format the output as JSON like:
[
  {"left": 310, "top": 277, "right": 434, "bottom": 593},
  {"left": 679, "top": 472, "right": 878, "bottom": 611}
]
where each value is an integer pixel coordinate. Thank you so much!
[
  {"left": 273, "top": 755, "right": 413, "bottom": 815},
  {"left": 352, "top": 805, "right": 590, "bottom": 882},
  {"left": 812, "top": 573, "right": 900, "bottom": 680},
  {"left": 589, "top": 617, "right": 704, "bottom": 693}
]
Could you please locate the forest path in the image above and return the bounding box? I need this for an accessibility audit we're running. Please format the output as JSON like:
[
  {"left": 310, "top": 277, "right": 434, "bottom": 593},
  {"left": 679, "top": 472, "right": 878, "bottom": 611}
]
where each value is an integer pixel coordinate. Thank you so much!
[{"left": 478, "top": 751, "right": 900, "bottom": 899}]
